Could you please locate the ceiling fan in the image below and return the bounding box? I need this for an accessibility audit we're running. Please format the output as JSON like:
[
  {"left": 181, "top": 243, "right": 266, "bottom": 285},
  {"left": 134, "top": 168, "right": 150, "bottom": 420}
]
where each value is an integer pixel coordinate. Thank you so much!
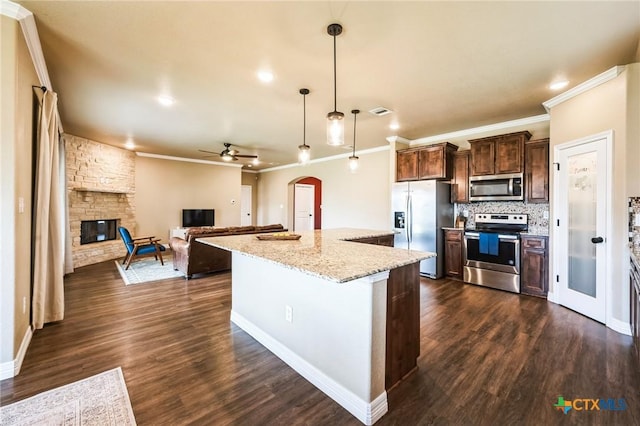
[{"left": 199, "top": 143, "right": 258, "bottom": 162}]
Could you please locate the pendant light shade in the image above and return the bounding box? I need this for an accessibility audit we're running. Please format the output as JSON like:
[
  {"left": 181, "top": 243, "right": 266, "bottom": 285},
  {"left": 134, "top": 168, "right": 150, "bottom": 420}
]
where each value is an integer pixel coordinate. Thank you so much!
[
  {"left": 326, "top": 23, "right": 345, "bottom": 146},
  {"left": 349, "top": 109, "right": 360, "bottom": 172},
  {"left": 298, "top": 88, "right": 311, "bottom": 165}
]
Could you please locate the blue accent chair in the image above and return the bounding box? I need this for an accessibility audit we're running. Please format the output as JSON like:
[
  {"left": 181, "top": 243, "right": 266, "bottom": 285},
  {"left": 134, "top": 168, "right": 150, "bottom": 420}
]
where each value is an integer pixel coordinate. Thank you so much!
[{"left": 118, "top": 226, "right": 166, "bottom": 270}]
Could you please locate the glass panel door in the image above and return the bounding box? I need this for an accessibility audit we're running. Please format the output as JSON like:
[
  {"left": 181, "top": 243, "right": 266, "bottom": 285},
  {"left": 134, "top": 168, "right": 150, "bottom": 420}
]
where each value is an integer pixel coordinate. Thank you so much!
[{"left": 567, "top": 151, "right": 597, "bottom": 297}]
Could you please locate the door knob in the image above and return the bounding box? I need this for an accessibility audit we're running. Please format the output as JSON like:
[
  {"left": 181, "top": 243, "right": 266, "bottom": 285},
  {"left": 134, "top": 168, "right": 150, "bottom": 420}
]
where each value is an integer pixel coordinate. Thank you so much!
[{"left": 591, "top": 236, "right": 604, "bottom": 244}]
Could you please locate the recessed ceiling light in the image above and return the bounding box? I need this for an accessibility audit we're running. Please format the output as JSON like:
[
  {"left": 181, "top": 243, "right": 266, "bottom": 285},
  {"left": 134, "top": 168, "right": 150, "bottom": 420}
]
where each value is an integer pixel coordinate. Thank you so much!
[
  {"left": 124, "top": 139, "right": 135, "bottom": 150},
  {"left": 157, "top": 94, "right": 175, "bottom": 107},
  {"left": 549, "top": 80, "right": 569, "bottom": 91},
  {"left": 257, "top": 70, "right": 274, "bottom": 83},
  {"left": 252, "top": 158, "right": 260, "bottom": 165},
  {"left": 390, "top": 123, "right": 400, "bottom": 130}
]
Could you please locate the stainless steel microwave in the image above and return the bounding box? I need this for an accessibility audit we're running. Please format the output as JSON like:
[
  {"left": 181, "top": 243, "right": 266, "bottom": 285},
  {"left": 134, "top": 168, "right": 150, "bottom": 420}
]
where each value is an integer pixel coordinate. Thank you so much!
[{"left": 469, "top": 173, "right": 523, "bottom": 201}]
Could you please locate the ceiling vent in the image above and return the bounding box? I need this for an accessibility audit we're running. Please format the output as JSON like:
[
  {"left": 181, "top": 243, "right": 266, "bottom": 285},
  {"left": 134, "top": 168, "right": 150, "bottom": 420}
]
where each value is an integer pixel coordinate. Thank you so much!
[{"left": 369, "top": 107, "right": 393, "bottom": 116}]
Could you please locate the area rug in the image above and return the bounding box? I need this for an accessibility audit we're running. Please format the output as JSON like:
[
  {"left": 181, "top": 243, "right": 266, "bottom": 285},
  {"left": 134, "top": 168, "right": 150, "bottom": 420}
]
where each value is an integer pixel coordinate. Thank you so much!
[
  {"left": 115, "top": 254, "right": 183, "bottom": 285},
  {"left": 0, "top": 367, "right": 136, "bottom": 426}
]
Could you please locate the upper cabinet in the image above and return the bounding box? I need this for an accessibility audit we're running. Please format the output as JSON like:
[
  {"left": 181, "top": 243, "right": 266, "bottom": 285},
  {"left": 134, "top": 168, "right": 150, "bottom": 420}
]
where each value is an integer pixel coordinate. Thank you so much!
[
  {"left": 451, "top": 150, "right": 470, "bottom": 203},
  {"left": 396, "top": 142, "right": 458, "bottom": 181},
  {"left": 525, "top": 138, "right": 550, "bottom": 203},
  {"left": 469, "top": 131, "right": 532, "bottom": 176}
]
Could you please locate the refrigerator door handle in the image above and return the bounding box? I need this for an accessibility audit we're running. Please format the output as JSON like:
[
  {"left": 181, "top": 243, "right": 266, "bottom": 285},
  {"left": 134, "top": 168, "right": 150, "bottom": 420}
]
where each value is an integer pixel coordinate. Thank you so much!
[
  {"left": 408, "top": 193, "right": 413, "bottom": 243},
  {"left": 405, "top": 193, "right": 410, "bottom": 243}
]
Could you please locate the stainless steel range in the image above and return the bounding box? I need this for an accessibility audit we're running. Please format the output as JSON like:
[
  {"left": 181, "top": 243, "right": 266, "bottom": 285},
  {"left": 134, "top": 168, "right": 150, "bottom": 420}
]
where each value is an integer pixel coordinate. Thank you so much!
[{"left": 463, "top": 213, "right": 528, "bottom": 293}]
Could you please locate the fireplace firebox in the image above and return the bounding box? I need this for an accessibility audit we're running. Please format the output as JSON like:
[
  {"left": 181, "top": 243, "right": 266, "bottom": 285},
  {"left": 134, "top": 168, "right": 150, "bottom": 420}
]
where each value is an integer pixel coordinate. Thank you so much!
[{"left": 81, "top": 219, "right": 118, "bottom": 245}]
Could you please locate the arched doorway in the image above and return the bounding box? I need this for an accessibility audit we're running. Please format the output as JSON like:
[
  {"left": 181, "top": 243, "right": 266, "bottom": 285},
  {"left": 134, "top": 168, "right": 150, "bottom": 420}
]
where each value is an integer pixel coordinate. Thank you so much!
[{"left": 288, "top": 177, "right": 322, "bottom": 231}]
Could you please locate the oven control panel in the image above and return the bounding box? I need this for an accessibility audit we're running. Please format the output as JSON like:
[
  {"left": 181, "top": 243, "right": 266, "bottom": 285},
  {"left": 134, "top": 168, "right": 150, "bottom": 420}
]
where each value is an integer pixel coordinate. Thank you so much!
[{"left": 474, "top": 213, "right": 527, "bottom": 225}]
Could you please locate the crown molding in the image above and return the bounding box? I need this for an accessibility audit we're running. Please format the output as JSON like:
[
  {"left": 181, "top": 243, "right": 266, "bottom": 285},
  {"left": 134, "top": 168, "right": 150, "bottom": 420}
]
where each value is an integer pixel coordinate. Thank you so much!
[
  {"left": 385, "top": 136, "right": 410, "bottom": 144},
  {"left": 136, "top": 152, "right": 244, "bottom": 168},
  {"left": 0, "top": 0, "right": 31, "bottom": 19},
  {"left": 259, "top": 145, "right": 390, "bottom": 173},
  {"left": 409, "top": 114, "right": 549, "bottom": 146},
  {"left": 542, "top": 65, "right": 625, "bottom": 112}
]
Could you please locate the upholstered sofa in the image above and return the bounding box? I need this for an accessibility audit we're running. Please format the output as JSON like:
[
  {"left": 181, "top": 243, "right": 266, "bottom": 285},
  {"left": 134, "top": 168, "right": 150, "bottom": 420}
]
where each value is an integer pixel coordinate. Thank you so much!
[{"left": 168, "top": 224, "right": 285, "bottom": 279}]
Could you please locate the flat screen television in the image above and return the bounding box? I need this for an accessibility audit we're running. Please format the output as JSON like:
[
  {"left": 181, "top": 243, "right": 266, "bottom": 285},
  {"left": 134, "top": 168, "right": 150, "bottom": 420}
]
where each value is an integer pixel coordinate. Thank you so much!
[{"left": 182, "top": 209, "right": 215, "bottom": 227}]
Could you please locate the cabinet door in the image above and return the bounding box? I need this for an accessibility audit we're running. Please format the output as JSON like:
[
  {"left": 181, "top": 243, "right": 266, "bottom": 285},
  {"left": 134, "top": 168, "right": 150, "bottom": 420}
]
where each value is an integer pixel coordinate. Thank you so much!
[
  {"left": 418, "top": 145, "right": 445, "bottom": 179},
  {"left": 525, "top": 139, "right": 549, "bottom": 203},
  {"left": 520, "top": 236, "right": 548, "bottom": 297},
  {"left": 444, "top": 230, "right": 463, "bottom": 278},
  {"left": 451, "top": 151, "right": 470, "bottom": 203},
  {"left": 495, "top": 134, "right": 524, "bottom": 174},
  {"left": 470, "top": 140, "right": 495, "bottom": 176},
  {"left": 396, "top": 150, "right": 419, "bottom": 181}
]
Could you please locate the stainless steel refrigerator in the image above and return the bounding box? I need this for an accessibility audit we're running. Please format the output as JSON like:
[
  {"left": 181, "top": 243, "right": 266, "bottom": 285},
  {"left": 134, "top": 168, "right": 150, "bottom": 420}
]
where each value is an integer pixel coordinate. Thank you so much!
[{"left": 392, "top": 180, "right": 453, "bottom": 279}]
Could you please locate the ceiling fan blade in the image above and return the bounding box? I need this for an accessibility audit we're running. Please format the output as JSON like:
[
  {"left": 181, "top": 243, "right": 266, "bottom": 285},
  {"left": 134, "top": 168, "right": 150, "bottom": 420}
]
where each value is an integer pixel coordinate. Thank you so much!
[
  {"left": 234, "top": 154, "right": 258, "bottom": 159},
  {"left": 198, "top": 149, "right": 218, "bottom": 155}
]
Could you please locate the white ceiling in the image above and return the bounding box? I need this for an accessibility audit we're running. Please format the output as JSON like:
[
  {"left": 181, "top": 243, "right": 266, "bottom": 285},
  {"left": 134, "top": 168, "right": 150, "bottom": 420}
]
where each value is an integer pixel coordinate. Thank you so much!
[{"left": 16, "top": 1, "right": 640, "bottom": 169}]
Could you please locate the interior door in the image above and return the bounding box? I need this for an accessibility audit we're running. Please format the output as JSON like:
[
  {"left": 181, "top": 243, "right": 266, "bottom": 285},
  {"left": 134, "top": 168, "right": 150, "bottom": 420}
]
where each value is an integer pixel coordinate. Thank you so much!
[
  {"left": 556, "top": 135, "right": 609, "bottom": 323},
  {"left": 294, "top": 184, "right": 314, "bottom": 232},
  {"left": 241, "top": 185, "right": 252, "bottom": 226}
]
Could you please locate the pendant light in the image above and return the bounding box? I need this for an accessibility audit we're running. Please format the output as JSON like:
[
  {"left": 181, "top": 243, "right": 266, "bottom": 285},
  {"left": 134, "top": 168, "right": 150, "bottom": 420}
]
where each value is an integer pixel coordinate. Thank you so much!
[
  {"left": 326, "top": 23, "right": 344, "bottom": 146},
  {"left": 298, "top": 88, "right": 311, "bottom": 165},
  {"left": 349, "top": 109, "right": 360, "bottom": 172}
]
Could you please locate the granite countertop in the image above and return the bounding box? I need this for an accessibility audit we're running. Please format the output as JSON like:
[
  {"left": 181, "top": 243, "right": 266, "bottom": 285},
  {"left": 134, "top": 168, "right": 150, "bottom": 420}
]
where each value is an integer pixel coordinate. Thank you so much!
[
  {"left": 442, "top": 226, "right": 549, "bottom": 237},
  {"left": 442, "top": 227, "right": 465, "bottom": 231},
  {"left": 197, "top": 228, "right": 434, "bottom": 283}
]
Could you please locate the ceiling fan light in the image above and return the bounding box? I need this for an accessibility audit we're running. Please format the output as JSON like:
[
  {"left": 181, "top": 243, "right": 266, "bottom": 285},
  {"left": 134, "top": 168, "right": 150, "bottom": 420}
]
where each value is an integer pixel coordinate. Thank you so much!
[
  {"left": 326, "top": 111, "right": 345, "bottom": 146},
  {"left": 221, "top": 153, "right": 234, "bottom": 162}
]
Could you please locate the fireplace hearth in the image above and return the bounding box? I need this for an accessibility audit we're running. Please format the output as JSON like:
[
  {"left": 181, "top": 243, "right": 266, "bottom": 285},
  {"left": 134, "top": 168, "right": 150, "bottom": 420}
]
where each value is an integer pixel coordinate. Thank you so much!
[{"left": 81, "top": 219, "right": 118, "bottom": 245}]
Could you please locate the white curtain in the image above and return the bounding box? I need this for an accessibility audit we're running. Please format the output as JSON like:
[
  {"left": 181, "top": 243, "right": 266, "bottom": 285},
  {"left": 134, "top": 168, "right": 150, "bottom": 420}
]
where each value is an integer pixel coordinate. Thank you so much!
[{"left": 32, "top": 90, "right": 64, "bottom": 329}]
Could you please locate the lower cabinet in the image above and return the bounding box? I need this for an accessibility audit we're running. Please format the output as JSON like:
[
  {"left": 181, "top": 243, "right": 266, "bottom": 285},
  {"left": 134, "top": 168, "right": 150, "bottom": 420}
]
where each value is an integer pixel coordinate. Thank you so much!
[
  {"left": 349, "top": 234, "right": 394, "bottom": 247},
  {"left": 631, "top": 255, "right": 640, "bottom": 363},
  {"left": 520, "top": 235, "right": 548, "bottom": 297},
  {"left": 444, "top": 229, "right": 463, "bottom": 279}
]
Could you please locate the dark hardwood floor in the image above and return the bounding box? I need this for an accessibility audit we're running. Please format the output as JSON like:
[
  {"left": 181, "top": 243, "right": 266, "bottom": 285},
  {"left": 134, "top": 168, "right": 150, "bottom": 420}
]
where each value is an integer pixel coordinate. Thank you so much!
[{"left": 2, "top": 260, "right": 639, "bottom": 425}]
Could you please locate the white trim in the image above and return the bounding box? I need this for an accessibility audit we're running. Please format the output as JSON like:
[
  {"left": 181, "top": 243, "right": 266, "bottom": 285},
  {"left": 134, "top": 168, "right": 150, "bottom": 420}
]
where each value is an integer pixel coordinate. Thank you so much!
[
  {"left": 0, "top": 326, "right": 33, "bottom": 380},
  {"left": 260, "top": 145, "right": 390, "bottom": 173},
  {"left": 0, "top": 0, "right": 31, "bottom": 19},
  {"left": 385, "top": 136, "right": 410, "bottom": 145},
  {"left": 19, "top": 14, "right": 53, "bottom": 92},
  {"left": 542, "top": 66, "right": 625, "bottom": 111},
  {"left": 135, "top": 152, "right": 243, "bottom": 168},
  {"left": 408, "top": 114, "right": 549, "bottom": 146},
  {"left": 230, "top": 310, "right": 388, "bottom": 425},
  {"left": 608, "top": 317, "right": 632, "bottom": 336}
]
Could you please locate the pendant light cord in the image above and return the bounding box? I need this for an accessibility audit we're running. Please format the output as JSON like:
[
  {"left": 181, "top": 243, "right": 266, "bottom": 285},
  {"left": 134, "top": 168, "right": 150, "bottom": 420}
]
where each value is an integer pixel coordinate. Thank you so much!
[
  {"left": 352, "top": 112, "right": 357, "bottom": 156},
  {"left": 303, "top": 92, "right": 306, "bottom": 147},
  {"left": 333, "top": 33, "right": 337, "bottom": 112}
]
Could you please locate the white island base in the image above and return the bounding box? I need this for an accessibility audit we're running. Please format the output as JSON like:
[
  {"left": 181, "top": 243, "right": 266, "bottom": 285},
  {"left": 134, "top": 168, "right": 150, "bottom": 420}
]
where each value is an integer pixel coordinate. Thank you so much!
[{"left": 230, "top": 253, "right": 389, "bottom": 425}]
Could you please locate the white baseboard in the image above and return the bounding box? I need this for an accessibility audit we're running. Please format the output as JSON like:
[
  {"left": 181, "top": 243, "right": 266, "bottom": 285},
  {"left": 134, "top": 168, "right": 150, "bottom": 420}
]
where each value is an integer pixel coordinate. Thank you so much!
[
  {"left": 231, "top": 310, "right": 388, "bottom": 425},
  {"left": 607, "top": 316, "right": 632, "bottom": 336},
  {"left": 0, "top": 326, "right": 33, "bottom": 380}
]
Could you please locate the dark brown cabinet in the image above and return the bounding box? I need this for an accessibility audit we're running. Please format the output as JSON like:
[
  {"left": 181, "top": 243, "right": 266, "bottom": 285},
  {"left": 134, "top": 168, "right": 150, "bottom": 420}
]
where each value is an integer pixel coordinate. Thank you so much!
[
  {"left": 525, "top": 138, "right": 549, "bottom": 203},
  {"left": 631, "top": 256, "right": 640, "bottom": 363},
  {"left": 350, "top": 234, "right": 419, "bottom": 389},
  {"left": 451, "top": 150, "right": 470, "bottom": 203},
  {"left": 396, "top": 142, "right": 458, "bottom": 181},
  {"left": 520, "top": 235, "right": 548, "bottom": 297},
  {"left": 469, "top": 131, "right": 531, "bottom": 176},
  {"left": 444, "top": 229, "right": 463, "bottom": 279}
]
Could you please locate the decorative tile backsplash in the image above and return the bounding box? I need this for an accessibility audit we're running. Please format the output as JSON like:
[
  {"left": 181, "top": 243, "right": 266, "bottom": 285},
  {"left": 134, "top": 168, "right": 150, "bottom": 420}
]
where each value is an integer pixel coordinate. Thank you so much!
[
  {"left": 630, "top": 197, "right": 640, "bottom": 250},
  {"left": 456, "top": 202, "right": 550, "bottom": 236}
]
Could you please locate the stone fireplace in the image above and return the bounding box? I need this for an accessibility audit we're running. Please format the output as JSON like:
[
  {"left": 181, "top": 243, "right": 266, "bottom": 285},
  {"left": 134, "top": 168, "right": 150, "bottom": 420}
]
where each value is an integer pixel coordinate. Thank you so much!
[{"left": 65, "top": 134, "right": 136, "bottom": 268}]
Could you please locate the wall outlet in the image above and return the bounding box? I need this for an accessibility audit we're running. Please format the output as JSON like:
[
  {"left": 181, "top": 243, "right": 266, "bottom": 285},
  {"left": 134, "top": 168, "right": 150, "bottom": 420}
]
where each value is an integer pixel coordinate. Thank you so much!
[
  {"left": 543, "top": 210, "right": 549, "bottom": 220},
  {"left": 285, "top": 305, "right": 293, "bottom": 323},
  {"left": 22, "top": 296, "right": 26, "bottom": 314},
  {"left": 18, "top": 197, "right": 25, "bottom": 213},
  {"left": 635, "top": 214, "right": 640, "bottom": 227}
]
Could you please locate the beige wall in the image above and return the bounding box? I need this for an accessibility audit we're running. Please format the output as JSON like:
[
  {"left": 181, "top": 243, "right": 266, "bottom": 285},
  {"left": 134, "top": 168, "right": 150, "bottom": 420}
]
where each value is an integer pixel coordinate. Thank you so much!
[
  {"left": 241, "top": 171, "right": 259, "bottom": 225},
  {"left": 1, "top": 16, "right": 38, "bottom": 365},
  {"left": 548, "top": 64, "right": 639, "bottom": 324},
  {"left": 627, "top": 63, "right": 640, "bottom": 196},
  {"left": 135, "top": 156, "right": 242, "bottom": 241},
  {"left": 257, "top": 148, "right": 391, "bottom": 230}
]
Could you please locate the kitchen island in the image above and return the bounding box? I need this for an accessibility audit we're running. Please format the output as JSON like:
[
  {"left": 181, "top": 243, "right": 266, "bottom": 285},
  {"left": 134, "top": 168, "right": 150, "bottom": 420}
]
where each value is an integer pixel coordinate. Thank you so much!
[{"left": 198, "top": 228, "right": 434, "bottom": 425}]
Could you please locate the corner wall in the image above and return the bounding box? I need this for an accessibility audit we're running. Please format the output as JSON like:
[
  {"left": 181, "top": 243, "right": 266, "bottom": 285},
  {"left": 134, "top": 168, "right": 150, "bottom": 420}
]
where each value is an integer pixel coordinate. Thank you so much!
[
  {"left": 0, "top": 15, "right": 39, "bottom": 374},
  {"left": 548, "top": 64, "right": 639, "bottom": 325},
  {"left": 257, "top": 148, "right": 391, "bottom": 230}
]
